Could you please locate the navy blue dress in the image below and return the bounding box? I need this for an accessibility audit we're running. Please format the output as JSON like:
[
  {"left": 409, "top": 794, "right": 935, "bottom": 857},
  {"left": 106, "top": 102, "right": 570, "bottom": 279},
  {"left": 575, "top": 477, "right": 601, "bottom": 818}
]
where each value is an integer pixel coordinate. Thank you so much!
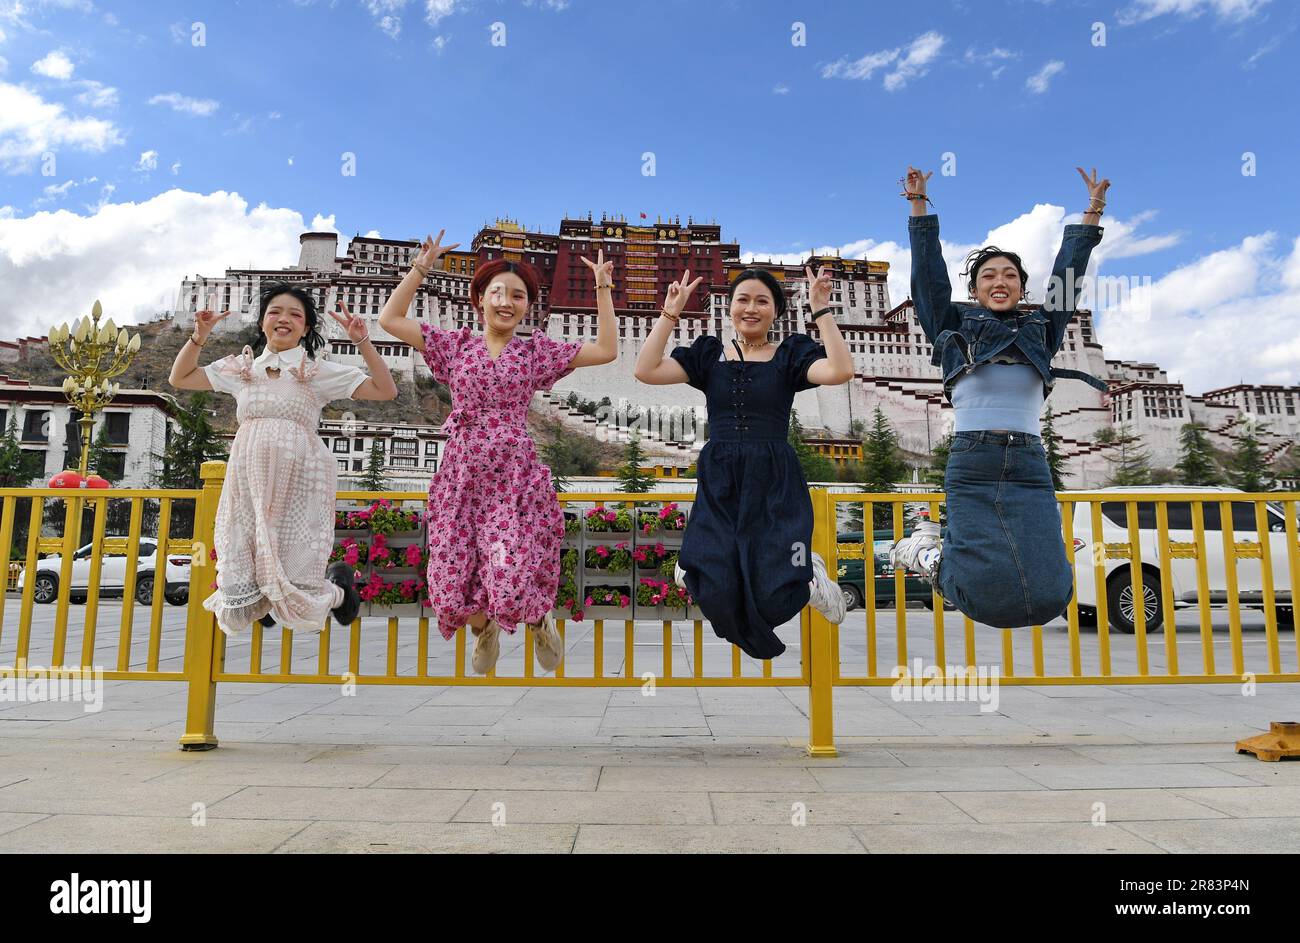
[{"left": 670, "top": 333, "right": 826, "bottom": 660}]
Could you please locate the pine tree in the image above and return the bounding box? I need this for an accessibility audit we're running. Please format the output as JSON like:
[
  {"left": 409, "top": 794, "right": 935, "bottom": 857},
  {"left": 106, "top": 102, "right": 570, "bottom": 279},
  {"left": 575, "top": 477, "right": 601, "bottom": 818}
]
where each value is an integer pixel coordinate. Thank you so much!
[
  {"left": 1226, "top": 424, "right": 1275, "bottom": 492},
  {"left": 860, "top": 406, "right": 908, "bottom": 527},
  {"left": 1174, "top": 422, "right": 1221, "bottom": 486},
  {"left": 0, "top": 413, "right": 40, "bottom": 488},
  {"left": 787, "top": 411, "right": 837, "bottom": 483},
  {"left": 1041, "top": 405, "right": 1067, "bottom": 491},
  {"left": 1105, "top": 424, "right": 1153, "bottom": 486},
  {"left": 87, "top": 423, "right": 124, "bottom": 484},
  {"left": 924, "top": 433, "right": 953, "bottom": 488},
  {"left": 154, "top": 391, "right": 228, "bottom": 539},
  {"left": 156, "top": 392, "right": 228, "bottom": 490},
  {"left": 360, "top": 441, "right": 387, "bottom": 492},
  {"left": 616, "top": 433, "right": 655, "bottom": 493}
]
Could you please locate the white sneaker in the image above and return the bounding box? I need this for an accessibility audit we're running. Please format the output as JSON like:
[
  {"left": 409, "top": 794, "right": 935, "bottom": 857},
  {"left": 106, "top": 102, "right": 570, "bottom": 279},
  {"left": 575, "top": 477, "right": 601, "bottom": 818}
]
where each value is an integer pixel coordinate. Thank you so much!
[
  {"left": 471, "top": 620, "right": 501, "bottom": 675},
  {"left": 807, "top": 552, "right": 847, "bottom": 624},
  {"left": 531, "top": 611, "right": 564, "bottom": 673},
  {"left": 889, "top": 521, "right": 942, "bottom": 584},
  {"left": 673, "top": 560, "right": 687, "bottom": 590}
]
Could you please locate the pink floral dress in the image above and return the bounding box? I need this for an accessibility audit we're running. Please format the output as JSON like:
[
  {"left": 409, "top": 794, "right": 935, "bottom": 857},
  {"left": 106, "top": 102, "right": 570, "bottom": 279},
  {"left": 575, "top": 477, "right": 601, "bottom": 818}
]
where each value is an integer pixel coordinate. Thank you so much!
[
  {"left": 202, "top": 344, "right": 368, "bottom": 635},
  {"left": 421, "top": 324, "right": 581, "bottom": 640}
]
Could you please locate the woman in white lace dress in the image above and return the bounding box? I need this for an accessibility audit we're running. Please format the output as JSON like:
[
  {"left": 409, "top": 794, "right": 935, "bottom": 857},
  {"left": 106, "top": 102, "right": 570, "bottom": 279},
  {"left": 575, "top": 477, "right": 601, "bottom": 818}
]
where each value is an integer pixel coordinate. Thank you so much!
[{"left": 169, "top": 283, "right": 399, "bottom": 635}]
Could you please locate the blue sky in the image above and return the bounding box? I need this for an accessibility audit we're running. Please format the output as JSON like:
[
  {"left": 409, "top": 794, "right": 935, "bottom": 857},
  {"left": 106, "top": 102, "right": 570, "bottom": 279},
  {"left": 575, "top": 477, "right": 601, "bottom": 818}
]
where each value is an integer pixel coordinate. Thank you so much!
[{"left": 1, "top": 0, "right": 1297, "bottom": 392}]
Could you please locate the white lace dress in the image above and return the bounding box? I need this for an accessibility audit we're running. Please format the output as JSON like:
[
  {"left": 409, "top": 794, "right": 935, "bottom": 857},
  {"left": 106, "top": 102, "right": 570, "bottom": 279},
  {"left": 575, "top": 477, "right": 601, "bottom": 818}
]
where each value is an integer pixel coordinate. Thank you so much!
[{"left": 201, "top": 344, "right": 367, "bottom": 635}]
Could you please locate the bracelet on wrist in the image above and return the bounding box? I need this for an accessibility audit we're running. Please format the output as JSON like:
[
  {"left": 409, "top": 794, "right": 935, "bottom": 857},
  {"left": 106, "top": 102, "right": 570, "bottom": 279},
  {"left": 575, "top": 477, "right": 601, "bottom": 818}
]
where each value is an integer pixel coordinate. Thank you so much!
[
  {"left": 189, "top": 334, "right": 206, "bottom": 348},
  {"left": 660, "top": 309, "right": 680, "bottom": 323},
  {"left": 595, "top": 282, "right": 613, "bottom": 290},
  {"left": 810, "top": 306, "right": 834, "bottom": 320}
]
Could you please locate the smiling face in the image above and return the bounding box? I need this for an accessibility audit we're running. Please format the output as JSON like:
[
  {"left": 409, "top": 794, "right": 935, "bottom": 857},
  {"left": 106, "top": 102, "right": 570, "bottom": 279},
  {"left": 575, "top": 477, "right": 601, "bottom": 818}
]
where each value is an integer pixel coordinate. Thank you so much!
[
  {"left": 478, "top": 271, "right": 530, "bottom": 334},
  {"left": 261, "top": 293, "right": 308, "bottom": 351},
  {"left": 974, "top": 256, "right": 1023, "bottom": 313},
  {"left": 729, "top": 278, "right": 777, "bottom": 342}
]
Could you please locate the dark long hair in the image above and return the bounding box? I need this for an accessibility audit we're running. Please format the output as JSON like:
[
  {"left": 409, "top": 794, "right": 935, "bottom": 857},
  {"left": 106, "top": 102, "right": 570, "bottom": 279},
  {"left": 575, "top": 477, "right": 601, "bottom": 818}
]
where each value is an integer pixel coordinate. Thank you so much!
[{"left": 258, "top": 282, "right": 324, "bottom": 358}]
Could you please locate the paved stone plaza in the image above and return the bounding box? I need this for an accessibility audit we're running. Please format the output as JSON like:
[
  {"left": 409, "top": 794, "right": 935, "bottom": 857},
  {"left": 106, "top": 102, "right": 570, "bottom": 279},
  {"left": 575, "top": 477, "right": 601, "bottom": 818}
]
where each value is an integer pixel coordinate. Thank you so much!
[{"left": 1, "top": 601, "right": 1298, "bottom": 853}]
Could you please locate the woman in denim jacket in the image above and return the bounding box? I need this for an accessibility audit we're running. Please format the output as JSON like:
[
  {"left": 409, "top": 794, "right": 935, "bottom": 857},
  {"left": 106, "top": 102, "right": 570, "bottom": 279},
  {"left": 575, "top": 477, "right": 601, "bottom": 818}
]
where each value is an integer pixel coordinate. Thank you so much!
[{"left": 889, "top": 165, "right": 1110, "bottom": 628}]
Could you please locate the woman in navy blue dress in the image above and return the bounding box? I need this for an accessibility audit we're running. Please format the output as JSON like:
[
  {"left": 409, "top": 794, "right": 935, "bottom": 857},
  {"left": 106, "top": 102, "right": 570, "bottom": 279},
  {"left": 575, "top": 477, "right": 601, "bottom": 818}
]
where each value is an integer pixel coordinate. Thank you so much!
[{"left": 634, "top": 266, "right": 854, "bottom": 659}]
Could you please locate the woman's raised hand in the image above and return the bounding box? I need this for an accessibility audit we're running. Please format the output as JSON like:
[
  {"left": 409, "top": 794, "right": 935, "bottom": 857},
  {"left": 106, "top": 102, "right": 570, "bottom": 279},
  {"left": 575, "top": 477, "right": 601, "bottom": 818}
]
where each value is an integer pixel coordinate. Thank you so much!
[
  {"left": 1076, "top": 166, "right": 1110, "bottom": 205},
  {"left": 902, "top": 165, "right": 933, "bottom": 199},
  {"left": 414, "top": 229, "right": 461, "bottom": 272},
  {"left": 581, "top": 248, "right": 614, "bottom": 286},
  {"left": 194, "top": 293, "right": 230, "bottom": 339},
  {"left": 805, "top": 264, "right": 833, "bottom": 312},
  {"left": 329, "top": 300, "right": 369, "bottom": 344},
  {"left": 663, "top": 269, "right": 704, "bottom": 318}
]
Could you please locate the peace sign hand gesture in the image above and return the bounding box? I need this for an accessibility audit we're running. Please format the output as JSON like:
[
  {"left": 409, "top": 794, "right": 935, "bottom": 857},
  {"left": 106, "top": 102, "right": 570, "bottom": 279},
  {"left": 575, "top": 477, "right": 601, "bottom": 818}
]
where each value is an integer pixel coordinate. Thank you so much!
[
  {"left": 413, "top": 228, "right": 461, "bottom": 272},
  {"left": 805, "top": 264, "right": 833, "bottom": 312},
  {"left": 329, "top": 300, "right": 369, "bottom": 344},
  {"left": 1076, "top": 166, "right": 1110, "bottom": 205},
  {"left": 194, "top": 293, "right": 230, "bottom": 340},
  {"left": 581, "top": 248, "right": 613, "bottom": 287},
  {"left": 663, "top": 269, "right": 704, "bottom": 319}
]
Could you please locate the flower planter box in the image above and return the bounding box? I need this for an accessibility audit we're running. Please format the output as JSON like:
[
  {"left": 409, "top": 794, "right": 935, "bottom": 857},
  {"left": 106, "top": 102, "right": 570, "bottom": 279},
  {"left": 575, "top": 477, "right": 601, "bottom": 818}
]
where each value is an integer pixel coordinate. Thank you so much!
[
  {"left": 366, "top": 602, "right": 425, "bottom": 619},
  {"left": 582, "top": 566, "right": 632, "bottom": 581},
  {"left": 582, "top": 606, "right": 634, "bottom": 622},
  {"left": 333, "top": 529, "right": 370, "bottom": 540},
  {"left": 654, "top": 604, "right": 704, "bottom": 622}
]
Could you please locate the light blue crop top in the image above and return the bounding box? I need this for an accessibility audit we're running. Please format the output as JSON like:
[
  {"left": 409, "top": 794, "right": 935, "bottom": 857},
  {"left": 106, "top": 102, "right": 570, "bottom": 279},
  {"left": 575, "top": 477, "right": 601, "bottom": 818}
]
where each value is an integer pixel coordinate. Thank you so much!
[{"left": 951, "top": 362, "right": 1044, "bottom": 435}]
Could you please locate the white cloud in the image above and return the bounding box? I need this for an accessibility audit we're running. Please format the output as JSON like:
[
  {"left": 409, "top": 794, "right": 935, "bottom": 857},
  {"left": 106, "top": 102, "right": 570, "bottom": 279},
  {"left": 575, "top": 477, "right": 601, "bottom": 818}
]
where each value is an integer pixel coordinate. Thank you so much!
[
  {"left": 0, "top": 26, "right": 7, "bottom": 42},
  {"left": 425, "top": 0, "right": 458, "bottom": 26},
  {"left": 148, "top": 92, "right": 219, "bottom": 116},
  {"left": 0, "top": 79, "right": 123, "bottom": 172},
  {"left": 431, "top": 34, "right": 449, "bottom": 53},
  {"left": 135, "top": 149, "right": 158, "bottom": 171},
  {"left": 311, "top": 213, "right": 338, "bottom": 232},
  {"left": 1099, "top": 233, "right": 1300, "bottom": 389},
  {"left": 523, "top": 0, "right": 569, "bottom": 10},
  {"left": 363, "top": 0, "right": 406, "bottom": 38},
  {"left": 822, "top": 31, "right": 946, "bottom": 92},
  {"left": 364, "top": 229, "right": 381, "bottom": 237},
  {"left": 772, "top": 82, "right": 789, "bottom": 95},
  {"left": 287, "top": 156, "right": 294, "bottom": 166},
  {"left": 1026, "top": 60, "right": 1065, "bottom": 94},
  {"left": 0, "top": 189, "right": 322, "bottom": 334},
  {"left": 170, "top": 160, "right": 181, "bottom": 174},
  {"left": 74, "top": 78, "right": 117, "bottom": 107},
  {"left": 30, "top": 49, "right": 73, "bottom": 79},
  {"left": 1118, "top": 0, "right": 1272, "bottom": 26},
  {"left": 169, "top": 21, "right": 187, "bottom": 44}
]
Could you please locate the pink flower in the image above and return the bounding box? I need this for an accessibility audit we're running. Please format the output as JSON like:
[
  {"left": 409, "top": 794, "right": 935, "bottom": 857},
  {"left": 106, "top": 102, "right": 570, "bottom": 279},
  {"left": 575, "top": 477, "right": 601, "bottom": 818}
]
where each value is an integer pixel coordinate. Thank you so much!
[
  {"left": 595, "top": 545, "right": 609, "bottom": 558},
  {"left": 620, "top": 595, "right": 629, "bottom": 607},
  {"left": 655, "top": 542, "right": 665, "bottom": 554},
  {"left": 584, "top": 596, "right": 593, "bottom": 607}
]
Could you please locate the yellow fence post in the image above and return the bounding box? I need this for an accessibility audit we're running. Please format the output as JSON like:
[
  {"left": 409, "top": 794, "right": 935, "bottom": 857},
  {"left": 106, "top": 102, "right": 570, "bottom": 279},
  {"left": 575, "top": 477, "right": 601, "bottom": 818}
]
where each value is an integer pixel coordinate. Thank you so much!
[
  {"left": 806, "top": 488, "right": 837, "bottom": 757},
  {"left": 179, "top": 461, "right": 225, "bottom": 751}
]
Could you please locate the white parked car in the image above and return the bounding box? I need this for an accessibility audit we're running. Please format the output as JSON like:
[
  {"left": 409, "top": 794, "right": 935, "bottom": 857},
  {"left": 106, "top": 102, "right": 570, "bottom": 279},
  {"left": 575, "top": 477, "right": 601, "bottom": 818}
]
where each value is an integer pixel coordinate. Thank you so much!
[
  {"left": 16, "top": 540, "right": 192, "bottom": 607},
  {"left": 1066, "top": 486, "right": 1295, "bottom": 633}
]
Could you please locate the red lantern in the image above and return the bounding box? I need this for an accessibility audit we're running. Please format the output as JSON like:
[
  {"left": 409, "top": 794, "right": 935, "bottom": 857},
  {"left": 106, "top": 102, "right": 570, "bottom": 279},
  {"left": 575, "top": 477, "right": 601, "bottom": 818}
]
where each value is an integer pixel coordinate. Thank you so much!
[
  {"left": 84, "top": 475, "right": 112, "bottom": 489},
  {"left": 49, "top": 470, "right": 84, "bottom": 489}
]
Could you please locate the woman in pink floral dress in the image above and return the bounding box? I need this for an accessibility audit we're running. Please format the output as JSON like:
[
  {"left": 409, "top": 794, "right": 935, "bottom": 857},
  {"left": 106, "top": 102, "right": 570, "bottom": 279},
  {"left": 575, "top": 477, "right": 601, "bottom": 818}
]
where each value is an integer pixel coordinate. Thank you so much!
[
  {"left": 169, "top": 283, "right": 399, "bottom": 635},
  {"left": 379, "top": 231, "right": 617, "bottom": 674}
]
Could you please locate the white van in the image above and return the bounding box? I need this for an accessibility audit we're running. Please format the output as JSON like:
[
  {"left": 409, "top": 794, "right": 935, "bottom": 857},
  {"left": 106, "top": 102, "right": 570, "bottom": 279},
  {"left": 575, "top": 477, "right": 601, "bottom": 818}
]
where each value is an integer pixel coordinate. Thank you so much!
[{"left": 1065, "top": 486, "right": 1294, "bottom": 633}]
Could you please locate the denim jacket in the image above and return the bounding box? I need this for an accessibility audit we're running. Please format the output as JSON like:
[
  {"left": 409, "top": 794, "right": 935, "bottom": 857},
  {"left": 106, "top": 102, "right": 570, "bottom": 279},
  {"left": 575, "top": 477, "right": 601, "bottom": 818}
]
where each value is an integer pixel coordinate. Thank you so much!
[{"left": 909, "top": 213, "right": 1108, "bottom": 403}]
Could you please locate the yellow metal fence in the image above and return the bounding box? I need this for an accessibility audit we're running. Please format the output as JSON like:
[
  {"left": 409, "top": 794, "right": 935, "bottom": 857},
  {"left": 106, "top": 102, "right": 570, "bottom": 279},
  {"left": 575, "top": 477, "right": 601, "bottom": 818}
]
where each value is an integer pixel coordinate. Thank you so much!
[{"left": 1, "top": 461, "right": 1296, "bottom": 758}]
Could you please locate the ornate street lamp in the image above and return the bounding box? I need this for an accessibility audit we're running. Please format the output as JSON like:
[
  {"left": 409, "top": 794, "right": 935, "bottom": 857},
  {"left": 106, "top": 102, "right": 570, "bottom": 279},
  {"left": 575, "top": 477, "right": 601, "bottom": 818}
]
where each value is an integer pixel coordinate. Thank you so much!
[{"left": 48, "top": 300, "right": 142, "bottom": 477}]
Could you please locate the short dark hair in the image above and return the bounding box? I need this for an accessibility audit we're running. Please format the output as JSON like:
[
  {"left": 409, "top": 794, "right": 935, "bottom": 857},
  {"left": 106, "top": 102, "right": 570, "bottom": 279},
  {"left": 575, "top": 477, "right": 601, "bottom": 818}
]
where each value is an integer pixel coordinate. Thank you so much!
[
  {"left": 258, "top": 282, "right": 324, "bottom": 358},
  {"left": 470, "top": 259, "right": 541, "bottom": 312},
  {"left": 962, "top": 246, "right": 1031, "bottom": 303},
  {"left": 728, "top": 268, "right": 788, "bottom": 320}
]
